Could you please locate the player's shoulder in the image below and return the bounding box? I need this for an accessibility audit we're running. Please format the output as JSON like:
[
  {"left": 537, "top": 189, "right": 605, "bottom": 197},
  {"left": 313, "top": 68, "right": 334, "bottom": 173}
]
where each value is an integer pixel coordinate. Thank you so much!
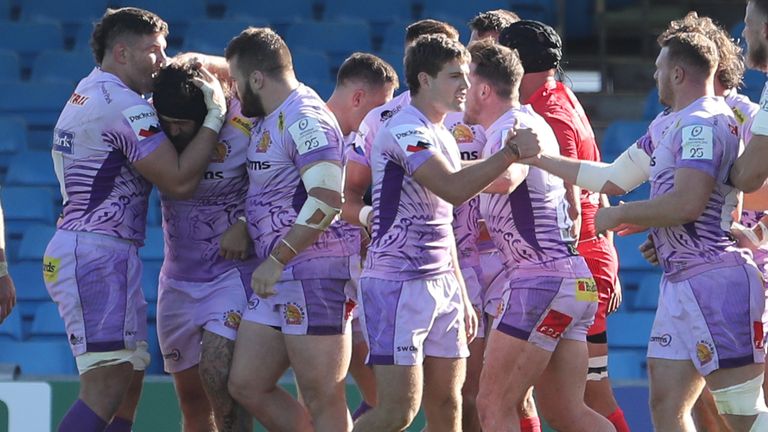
[{"left": 364, "top": 91, "right": 411, "bottom": 126}]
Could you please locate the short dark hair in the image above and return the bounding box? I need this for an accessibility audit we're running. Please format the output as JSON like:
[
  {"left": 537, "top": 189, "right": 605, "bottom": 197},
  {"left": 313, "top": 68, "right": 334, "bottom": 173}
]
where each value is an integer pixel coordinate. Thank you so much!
[
  {"left": 468, "top": 39, "right": 522, "bottom": 100},
  {"left": 404, "top": 34, "right": 469, "bottom": 95},
  {"left": 90, "top": 7, "right": 168, "bottom": 65},
  {"left": 153, "top": 62, "right": 207, "bottom": 125},
  {"left": 658, "top": 31, "right": 719, "bottom": 77},
  {"left": 336, "top": 52, "right": 399, "bottom": 90},
  {"left": 469, "top": 10, "right": 520, "bottom": 35},
  {"left": 405, "top": 19, "right": 459, "bottom": 44},
  {"left": 225, "top": 27, "right": 292, "bottom": 78},
  {"left": 660, "top": 12, "right": 744, "bottom": 89}
]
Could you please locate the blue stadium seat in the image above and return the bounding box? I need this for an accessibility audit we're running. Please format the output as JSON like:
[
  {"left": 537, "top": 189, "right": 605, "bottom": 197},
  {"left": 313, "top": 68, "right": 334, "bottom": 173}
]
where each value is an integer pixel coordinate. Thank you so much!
[
  {"left": 614, "top": 233, "right": 655, "bottom": 271},
  {"left": 0, "top": 116, "right": 28, "bottom": 157},
  {"left": 607, "top": 311, "right": 655, "bottom": 348},
  {"left": 225, "top": 0, "right": 315, "bottom": 25},
  {"left": 74, "top": 24, "right": 95, "bottom": 51},
  {"left": 148, "top": 188, "right": 162, "bottom": 227},
  {"left": 419, "top": 0, "right": 509, "bottom": 23},
  {"left": 632, "top": 271, "right": 662, "bottom": 311},
  {"left": 415, "top": 13, "right": 471, "bottom": 44},
  {"left": 509, "top": 0, "right": 557, "bottom": 24},
  {"left": 1, "top": 186, "right": 55, "bottom": 229},
  {"left": 17, "top": 224, "right": 56, "bottom": 263},
  {"left": 380, "top": 21, "right": 412, "bottom": 54},
  {"left": 731, "top": 21, "right": 745, "bottom": 40},
  {"left": 0, "top": 309, "right": 23, "bottom": 341},
  {"left": 607, "top": 349, "right": 647, "bottom": 380},
  {"left": 21, "top": 0, "right": 107, "bottom": 26},
  {"left": 304, "top": 77, "right": 335, "bottom": 101},
  {"left": 31, "top": 50, "right": 94, "bottom": 85},
  {"left": 0, "top": 82, "right": 73, "bottom": 131},
  {"left": 142, "top": 260, "right": 161, "bottom": 304},
  {"left": 600, "top": 120, "right": 650, "bottom": 161},
  {"left": 643, "top": 88, "right": 666, "bottom": 121},
  {"left": 182, "top": 18, "right": 267, "bottom": 55},
  {"left": 741, "top": 69, "right": 765, "bottom": 104},
  {"left": 322, "top": 0, "right": 414, "bottom": 23},
  {"left": 116, "top": 0, "right": 207, "bottom": 28},
  {"left": 285, "top": 20, "right": 373, "bottom": 56},
  {"left": 292, "top": 48, "right": 333, "bottom": 86},
  {"left": 30, "top": 302, "right": 65, "bottom": 340},
  {"left": 563, "top": 0, "right": 593, "bottom": 39},
  {"left": 0, "top": 340, "right": 76, "bottom": 375},
  {"left": 11, "top": 261, "right": 50, "bottom": 319},
  {"left": 0, "top": 0, "right": 9, "bottom": 21},
  {"left": 0, "top": 22, "right": 64, "bottom": 68},
  {"left": 5, "top": 151, "right": 59, "bottom": 188},
  {"left": 0, "top": 49, "right": 20, "bottom": 81},
  {"left": 376, "top": 51, "right": 404, "bottom": 85},
  {"left": 140, "top": 226, "right": 165, "bottom": 261},
  {"left": 145, "top": 322, "right": 165, "bottom": 375}
]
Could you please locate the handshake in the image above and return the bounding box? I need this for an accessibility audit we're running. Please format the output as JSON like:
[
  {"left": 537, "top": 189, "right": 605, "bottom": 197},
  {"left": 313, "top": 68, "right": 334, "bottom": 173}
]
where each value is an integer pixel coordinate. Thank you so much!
[{"left": 502, "top": 119, "right": 542, "bottom": 162}]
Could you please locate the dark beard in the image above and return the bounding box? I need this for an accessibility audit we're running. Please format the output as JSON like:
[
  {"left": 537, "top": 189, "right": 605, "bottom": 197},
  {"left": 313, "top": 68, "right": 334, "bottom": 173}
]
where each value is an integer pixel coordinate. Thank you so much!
[
  {"left": 240, "top": 85, "right": 266, "bottom": 118},
  {"left": 748, "top": 43, "right": 768, "bottom": 72}
]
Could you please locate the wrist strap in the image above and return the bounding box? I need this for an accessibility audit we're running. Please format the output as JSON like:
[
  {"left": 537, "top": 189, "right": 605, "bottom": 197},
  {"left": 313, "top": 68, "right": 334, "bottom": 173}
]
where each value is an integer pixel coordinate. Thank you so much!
[
  {"left": 269, "top": 254, "right": 287, "bottom": 266},
  {"left": 358, "top": 206, "right": 373, "bottom": 228},
  {"left": 757, "top": 221, "right": 768, "bottom": 247},
  {"left": 0, "top": 261, "right": 8, "bottom": 278},
  {"left": 202, "top": 109, "right": 225, "bottom": 133}
]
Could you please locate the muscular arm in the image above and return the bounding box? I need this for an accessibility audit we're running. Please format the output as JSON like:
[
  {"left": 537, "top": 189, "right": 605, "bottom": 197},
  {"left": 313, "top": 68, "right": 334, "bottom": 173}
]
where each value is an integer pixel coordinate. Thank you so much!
[
  {"left": 526, "top": 143, "right": 651, "bottom": 196},
  {"left": 340, "top": 160, "right": 372, "bottom": 227},
  {"left": 413, "top": 146, "right": 518, "bottom": 205},
  {"left": 731, "top": 131, "right": 768, "bottom": 194},
  {"left": 597, "top": 168, "right": 714, "bottom": 230},
  {"left": 743, "top": 180, "right": 768, "bottom": 211}
]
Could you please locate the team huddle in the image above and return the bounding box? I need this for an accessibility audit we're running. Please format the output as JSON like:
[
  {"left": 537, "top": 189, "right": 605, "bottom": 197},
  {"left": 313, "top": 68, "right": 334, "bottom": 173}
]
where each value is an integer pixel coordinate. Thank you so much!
[{"left": 24, "top": 0, "right": 768, "bottom": 431}]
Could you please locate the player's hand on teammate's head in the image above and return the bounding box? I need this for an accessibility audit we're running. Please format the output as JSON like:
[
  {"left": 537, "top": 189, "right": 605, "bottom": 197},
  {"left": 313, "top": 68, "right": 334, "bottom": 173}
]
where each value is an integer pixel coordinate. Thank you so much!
[
  {"left": 193, "top": 67, "right": 227, "bottom": 115},
  {"left": 638, "top": 234, "right": 659, "bottom": 266},
  {"left": 0, "top": 273, "right": 16, "bottom": 324}
]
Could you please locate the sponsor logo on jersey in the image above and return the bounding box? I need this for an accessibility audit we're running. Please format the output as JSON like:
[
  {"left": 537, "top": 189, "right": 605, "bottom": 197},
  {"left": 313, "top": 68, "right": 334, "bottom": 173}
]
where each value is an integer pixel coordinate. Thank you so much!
[
  {"left": 163, "top": 348, "right": 181, "bottom": 361},
  {"left": 53, "top": 129, "right": 74, "bottom": 154},
  {"left": 696, "top": 340, "right": 714, "bottom": 365},
  {"left": 123, "top": 105, "right": 161, "bottom": 141},
  {"left": 211, "top": 140, "right": 231, "bottom": 163},
  {"left": 230, "top": 116, "right": 253, "bottom": 136},
  {"left": 575, "top": 278, "right": 598, "bottom": 302},
  {"left": 755, "top": 321, "right": 764, "bottom": 350},
  {"left": 451, "top": 124, "right": 475, "bottom": 144},
  {"left": 68, "top": 92, "right": 89, "bottom": 106},
  {"left": 256, "top": 130, "right": 271, "bottom": 153},
  {"left": 649, "top": 334, "right": 672, "bottom": 347}
]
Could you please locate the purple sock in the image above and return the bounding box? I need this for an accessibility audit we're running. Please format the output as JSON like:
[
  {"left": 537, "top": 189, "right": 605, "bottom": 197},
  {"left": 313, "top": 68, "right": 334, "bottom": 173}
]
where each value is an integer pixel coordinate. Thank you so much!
[
  {"left": 352, "top": 400, "right": 372, "bottom": 420},
  {"left": 58, "top": 399, "right": 107, "bottom": 432},
  {"left": 105, "top": 416, "right": 133, "bottom": 432}
]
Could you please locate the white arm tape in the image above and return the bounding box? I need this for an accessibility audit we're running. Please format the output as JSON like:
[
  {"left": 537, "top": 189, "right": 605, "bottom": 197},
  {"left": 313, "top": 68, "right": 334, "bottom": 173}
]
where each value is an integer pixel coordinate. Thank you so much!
[
  {"left": 359, "top": 205, "right": 373, "bottom": 228},
  {"left": 575, "top": 145, "right": 651, "bottom": 193},
  {"left": 296, "top": 161, "right": 342, "bottom": 230}
]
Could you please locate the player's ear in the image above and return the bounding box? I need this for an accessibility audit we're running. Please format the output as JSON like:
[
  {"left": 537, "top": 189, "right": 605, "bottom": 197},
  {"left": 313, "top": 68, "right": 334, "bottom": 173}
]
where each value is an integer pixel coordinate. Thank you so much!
[
  {"left": 112, "top": 42, "right": 129, "bottom": 65},
  {"left": 417, "top": 71, "right": 431, "bottom": 91},
  {"left": 250, "top": 70, "right": 264, "bottom": 90},
  {"left": 351, "top": 88, "right": 365, "bottom": 108}
]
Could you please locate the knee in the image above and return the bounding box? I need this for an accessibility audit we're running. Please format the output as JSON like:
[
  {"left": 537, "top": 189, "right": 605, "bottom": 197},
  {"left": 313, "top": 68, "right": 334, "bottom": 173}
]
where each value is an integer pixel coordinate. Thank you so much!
[
  {"left": 377, "top": 400, "right": 420, "bottom": 430},
  {"left": 299, "top": 381, "right": 344, "bottom": 415},
  {"left": 227, "top": 375, "right": 250, "bottom": 405}
]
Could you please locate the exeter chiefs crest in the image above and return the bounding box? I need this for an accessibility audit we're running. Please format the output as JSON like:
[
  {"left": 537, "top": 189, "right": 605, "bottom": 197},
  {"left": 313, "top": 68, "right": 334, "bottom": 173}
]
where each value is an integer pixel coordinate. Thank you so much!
[
  {"left": 211, "top": 140, "right": 231, "bottom": 163},
  {"left": 451, "top": 124, "right": 475, "bottom": 144},
  {"left": 256, "top": 130, "right": 271, "bottom": 153}
]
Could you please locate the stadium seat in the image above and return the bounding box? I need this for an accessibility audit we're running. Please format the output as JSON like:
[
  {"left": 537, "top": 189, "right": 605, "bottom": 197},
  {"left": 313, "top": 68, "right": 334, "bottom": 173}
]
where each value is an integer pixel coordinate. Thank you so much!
[
  {"left": 284, "top": 20, "right": 373, "bottom": 56},
  {"left": 145, "top": 322, "right": 165, "bottom": 375},
  {"left": 11, "top": 261, "right": 50, "bottom": 319},
  {"left": 419, "top": 0, "right": 509, "bottom": 22},
  {"left": 5, "top": 151, "right": 59, "bottom": 188},
  {"left": 304, "top": 77, "right": 335, "bottom": 100},
  {"left": 0, "top": 309, "right": 23, "bottom": 341},
  {"left": 116, "top": 0, "right": 207, "bottom": 27},
  {"left": 292, "top": 48, "right": 333, "bottom": 86},
  {"left": 30, "top": 302, "right": 65, "bottom": 340},
  {"left": 509, "top": 0, "right": 557, "bottom": 24},
  {"left": 182, "top": 18, "right": 267, "bottom": 54},
  {"left": 21, "top": 0, "right": 108, "bottom": 26},
  {"left": 0, "top": 0, "right": 9, "bottom": 21},
  {"left": 31, "top": 50, "right": 94, "bottom": 85},
  {"left": 380, "top": 21, "right": 413, "bottom": 54},
  {"left": 614, "top": 233, "right": 655, "bottom": 271},
  {"left": 0, "top": 49, "right": 20, "bottom": 81},
  {"left": 600, "top": 120, "right": 650, "bottom": 161},
  {"left": 0, "top": 116, "right": 28, "bottom": 157},
  {"left": 376, "top": 51, "right": 404, "bottom": 84},
  {"left": 1, "top": 186, "right": 55, "bottom": 246},
  {"left": 140, "top": 226, "right": 165, "bottom": 261},
  {"left": 731, "top": 21, "right": 745, "bottom": 40},
  {"left": 0, "top": 82, "right": 73, "bottom": 132},
  {"left": 142, "top": 260, "right": 161, "bottom": 304},
  {"left": 322, "top": 0, "right": 414, "bottom": 23},
  {"left": 741, "top": 69, "right": 765, "bottom": 104},
  {"left": 607, "top": 349, "right": 647, "bottom": 380},
  {"left": 148, "top": 188, "right": 162, "bottom": 227},
  {"left": 0, "top": 22, "right": 64, "bottom": 68},
  {"left": 17, "top": 224, "right": 56, "bottom": 263},
  {"left": 414, "top": 13, "right": 471, "bottom": 44},
  {"left": 607, "top": 311, "right": 655, "bottom": 348},
  {"left": 632, "top": 271, "right": 662, "bottom": 311},
  {"left": 0, "top": 340, "right": 76, "bottom": 375},
  {"left": 225, "top": 0, "right": 315, "bottom": 25},
  {"left": 642, "top": 87, "right": 666, "bottom": 121}
]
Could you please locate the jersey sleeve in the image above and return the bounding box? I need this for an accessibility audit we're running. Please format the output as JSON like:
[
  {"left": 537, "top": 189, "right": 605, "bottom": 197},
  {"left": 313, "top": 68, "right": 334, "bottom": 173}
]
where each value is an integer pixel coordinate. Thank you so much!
[
  {"left": 286, "top": 114, "right": 343, "bottom": 170},
  {"left": 112, "top": 101, "right": 165, "bottom": 162},
  {"left": 545, "top": 114, "right": 579, "bottom": 159},
  {"left": 386, "top": 124, "right": 441, "bottom": 175}
]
